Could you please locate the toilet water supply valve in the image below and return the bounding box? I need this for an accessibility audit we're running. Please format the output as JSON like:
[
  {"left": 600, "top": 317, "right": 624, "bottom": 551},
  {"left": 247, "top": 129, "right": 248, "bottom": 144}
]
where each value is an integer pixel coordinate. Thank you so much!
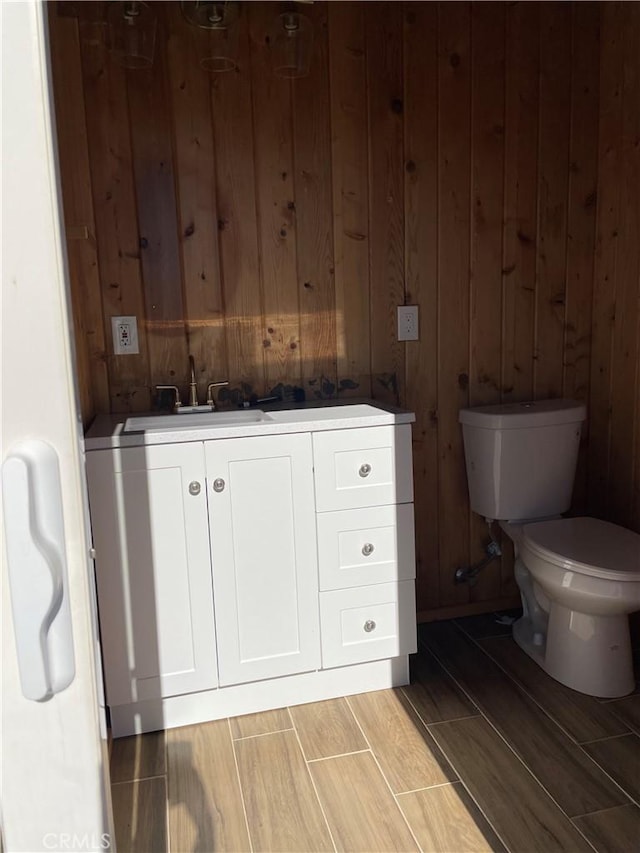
[{"left": 454, "top": 520, "right": 502, "bottom": 585}]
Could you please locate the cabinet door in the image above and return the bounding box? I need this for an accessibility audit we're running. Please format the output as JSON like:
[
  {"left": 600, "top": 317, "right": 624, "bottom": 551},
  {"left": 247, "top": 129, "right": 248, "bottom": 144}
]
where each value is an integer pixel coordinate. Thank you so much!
[
  {"left": 206, "top": 433, "right": 320, "bottom": 686},
  {"left": 86, "top": 444, "right": 217, "bottom": 705}
]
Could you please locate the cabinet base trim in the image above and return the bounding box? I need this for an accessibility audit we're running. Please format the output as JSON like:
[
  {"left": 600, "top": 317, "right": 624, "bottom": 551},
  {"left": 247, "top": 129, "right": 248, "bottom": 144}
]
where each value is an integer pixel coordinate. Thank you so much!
[{"left": 109, "top": 656, "right": 410, "bottom": 737}]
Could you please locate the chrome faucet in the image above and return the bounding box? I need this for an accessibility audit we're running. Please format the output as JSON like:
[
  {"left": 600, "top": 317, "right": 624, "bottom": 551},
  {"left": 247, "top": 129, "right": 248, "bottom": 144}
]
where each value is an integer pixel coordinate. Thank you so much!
[
  {"left": 188, "top": 355, "right": 199, "bottom": 407},
  {"left": 188, "top": 355, "right": 229, "bottom": 409},
  {"left": 157, "top": 356, "right": 229, "bottom": 413}
]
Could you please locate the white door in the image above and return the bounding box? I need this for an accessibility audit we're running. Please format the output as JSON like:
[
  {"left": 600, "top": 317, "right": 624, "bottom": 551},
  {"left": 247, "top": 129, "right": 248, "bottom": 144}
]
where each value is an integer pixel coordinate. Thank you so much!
[
  {"left": 205, "top": 434, "right": 320, "bottom": 686},
  {"left": 86, "top": 443, "right": 218, "bottom": 706},
  {"left": 1, "top": 3, "right": 112, "bottom": 850}
]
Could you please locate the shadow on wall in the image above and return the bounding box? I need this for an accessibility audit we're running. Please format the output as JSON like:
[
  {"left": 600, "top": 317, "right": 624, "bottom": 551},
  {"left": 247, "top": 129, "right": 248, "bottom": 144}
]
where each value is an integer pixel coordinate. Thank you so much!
[{"left": 127, "top": 309, "right": 401, "bottom": 413}]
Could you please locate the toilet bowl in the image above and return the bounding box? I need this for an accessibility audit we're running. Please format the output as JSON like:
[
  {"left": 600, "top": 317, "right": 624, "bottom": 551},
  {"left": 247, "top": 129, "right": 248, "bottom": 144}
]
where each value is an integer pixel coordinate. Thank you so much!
[
  {"left": 459, "top": 399, "right": 640, "bottom": 699},
  {"left": 503, "top": 517, "right": 640, "bottom": 698}
]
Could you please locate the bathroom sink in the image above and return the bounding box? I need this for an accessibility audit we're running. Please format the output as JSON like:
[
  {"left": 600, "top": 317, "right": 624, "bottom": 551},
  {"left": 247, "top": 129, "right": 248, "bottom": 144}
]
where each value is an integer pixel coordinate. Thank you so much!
[{"left": 124, "top": 410, "right": 273, "bottom": 432}]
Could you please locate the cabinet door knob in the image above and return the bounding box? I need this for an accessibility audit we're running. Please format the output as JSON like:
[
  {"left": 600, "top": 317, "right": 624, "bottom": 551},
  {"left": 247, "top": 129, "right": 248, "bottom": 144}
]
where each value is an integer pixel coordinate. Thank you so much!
[
  {"left": 359, "top": 463, "right": 372, "bottom": 478},
  {"left": 362, "top": 542, "right": 375, "bottom": 556},
  {"left": 363, "top": 620, "right": 376, "bottom": 633},
  {"left": 213, "top": 478, "right": 225, "bottom": 493},
  {"left": 188, "top": 481, "right": 201, "bottom": 496}
]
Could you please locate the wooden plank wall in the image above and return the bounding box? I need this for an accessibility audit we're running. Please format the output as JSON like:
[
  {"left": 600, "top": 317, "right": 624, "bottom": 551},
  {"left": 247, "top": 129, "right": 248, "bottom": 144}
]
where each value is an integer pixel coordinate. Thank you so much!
[
  {"left": 49, "top": 1, "right": 640, "bottom": 620},
  {"left": 590, "top": 2, "right": 640, "bottom": 535}
]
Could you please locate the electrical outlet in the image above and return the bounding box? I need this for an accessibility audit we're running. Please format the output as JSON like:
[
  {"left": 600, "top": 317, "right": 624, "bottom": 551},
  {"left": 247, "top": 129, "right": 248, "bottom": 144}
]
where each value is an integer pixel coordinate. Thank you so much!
[
  {"left": 111, "top": 316, "right": 139, "bottom": 355},
  {"left": 397, "top": 305, "right": 419, "bottom": 341}
]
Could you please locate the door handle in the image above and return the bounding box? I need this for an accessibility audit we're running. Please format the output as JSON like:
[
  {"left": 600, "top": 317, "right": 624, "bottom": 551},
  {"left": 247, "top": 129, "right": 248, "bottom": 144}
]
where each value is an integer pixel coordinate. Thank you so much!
[{"left": 1, "top": 440, "right": 75, "bottom": 701}]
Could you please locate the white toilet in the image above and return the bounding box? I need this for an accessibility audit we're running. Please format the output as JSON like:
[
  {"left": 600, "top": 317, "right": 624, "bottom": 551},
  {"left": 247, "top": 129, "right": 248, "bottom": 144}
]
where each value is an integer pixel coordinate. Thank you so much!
[{"left": 459, "top": 399, "right": 640, "bottom": 698}]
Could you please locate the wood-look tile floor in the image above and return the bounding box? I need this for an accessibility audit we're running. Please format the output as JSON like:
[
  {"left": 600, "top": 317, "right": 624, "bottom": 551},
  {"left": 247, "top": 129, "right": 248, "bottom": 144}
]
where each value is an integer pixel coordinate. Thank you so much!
[{"left": 110, "top": 613, "right": 640, "bottom": 852}]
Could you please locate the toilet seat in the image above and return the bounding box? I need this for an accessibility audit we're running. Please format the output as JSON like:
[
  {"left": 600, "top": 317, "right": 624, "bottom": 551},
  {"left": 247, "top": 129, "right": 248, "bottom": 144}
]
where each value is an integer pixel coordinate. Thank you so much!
[{"left": 523, "top": 517, "right": 640, "bottom": 582}]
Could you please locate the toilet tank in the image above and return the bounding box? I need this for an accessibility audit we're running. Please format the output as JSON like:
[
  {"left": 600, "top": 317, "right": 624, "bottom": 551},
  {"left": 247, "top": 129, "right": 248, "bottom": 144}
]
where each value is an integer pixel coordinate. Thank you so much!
[{"left": 459, "top": 400, "right": 586, "bottom": 522}]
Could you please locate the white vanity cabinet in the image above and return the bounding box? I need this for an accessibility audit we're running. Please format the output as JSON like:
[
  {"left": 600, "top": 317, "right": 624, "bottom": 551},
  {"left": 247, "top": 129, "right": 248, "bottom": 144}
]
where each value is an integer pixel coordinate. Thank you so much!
[
  {"left": 85, "top": 405, "right": 417, "bottom": 736},
  {"left": 85, "top": 443, "right": 218, "bottom": 706},
  {"left": 204, "top": 433, "right": 320, "bottom": 686}
]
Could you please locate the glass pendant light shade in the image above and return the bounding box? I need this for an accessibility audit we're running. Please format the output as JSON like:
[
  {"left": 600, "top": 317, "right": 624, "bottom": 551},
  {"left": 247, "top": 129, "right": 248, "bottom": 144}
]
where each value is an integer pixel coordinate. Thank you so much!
[
  {"left": 108, "top": 1, "right": 156, "bottom": 69},
  {"left": 181, "top": 2, "right": 240, "bottom": 72},
  {"left": 269, "top": 12, "right": 313, "bottom": 79}
]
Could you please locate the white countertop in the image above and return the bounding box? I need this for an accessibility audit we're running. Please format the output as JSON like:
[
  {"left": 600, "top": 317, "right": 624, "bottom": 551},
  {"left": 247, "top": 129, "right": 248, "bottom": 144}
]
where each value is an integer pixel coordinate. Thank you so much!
[{"left": 84, "top": 399, "right": 415, "bottom": 450}]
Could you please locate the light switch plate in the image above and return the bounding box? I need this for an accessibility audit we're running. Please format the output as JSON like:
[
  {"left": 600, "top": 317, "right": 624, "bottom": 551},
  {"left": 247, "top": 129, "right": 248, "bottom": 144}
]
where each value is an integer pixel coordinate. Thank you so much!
[
  {"left": 397, "top": 305, "right": 419, "bottom": 341},
  {"left": 111, "top": 316, "right": 139, "bottom": 355}
]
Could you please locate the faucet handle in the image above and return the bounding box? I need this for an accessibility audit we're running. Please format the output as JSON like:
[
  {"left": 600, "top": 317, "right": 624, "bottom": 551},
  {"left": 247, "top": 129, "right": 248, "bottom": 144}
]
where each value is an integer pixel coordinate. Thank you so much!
[
  {"left": 156, "top": 385, "right": 182, "bottom": 412},
  {"left": 206, "top": 381, "right": 229, "bottom": 408}
]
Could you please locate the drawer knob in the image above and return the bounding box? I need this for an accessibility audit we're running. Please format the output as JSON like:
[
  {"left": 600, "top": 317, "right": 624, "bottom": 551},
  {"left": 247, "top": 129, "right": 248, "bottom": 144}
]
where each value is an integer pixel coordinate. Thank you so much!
[
  {"left": 359, "top": 463, "right": 372, "bottom": 478},
  {"left": 212, "top": 478, "right": 226, "bottom": 493},
  {"left": 363, "top": 619, "right": 376, "bottom": 633},
  {"left": 362, "top": 542, "right": 375, "bottom": 556},
  {"left": 188, "top": 481, "right": 201, "bottom": 496}
]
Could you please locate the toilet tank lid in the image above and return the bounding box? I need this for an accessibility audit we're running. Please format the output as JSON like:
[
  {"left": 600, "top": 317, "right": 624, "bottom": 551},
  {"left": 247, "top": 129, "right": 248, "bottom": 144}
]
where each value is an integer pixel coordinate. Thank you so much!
[
  {"left": 459, "top": 399, "right": 586, "bottom": 430},
  {"left": 523, "top": 517, "right": 640, "bottom": 581}
]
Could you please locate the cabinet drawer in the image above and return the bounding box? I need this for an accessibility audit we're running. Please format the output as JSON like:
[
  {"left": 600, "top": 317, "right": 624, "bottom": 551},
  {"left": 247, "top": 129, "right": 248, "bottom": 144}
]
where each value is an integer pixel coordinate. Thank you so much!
[
  {"left": 317, "top": 504, "right": 416, "bottom": 591},
  {"left": 320, "top": 581, "right": 416, "bottom": 668},
  {"left": 313, "top": 425, "right": 413, "bottom": 512}
]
